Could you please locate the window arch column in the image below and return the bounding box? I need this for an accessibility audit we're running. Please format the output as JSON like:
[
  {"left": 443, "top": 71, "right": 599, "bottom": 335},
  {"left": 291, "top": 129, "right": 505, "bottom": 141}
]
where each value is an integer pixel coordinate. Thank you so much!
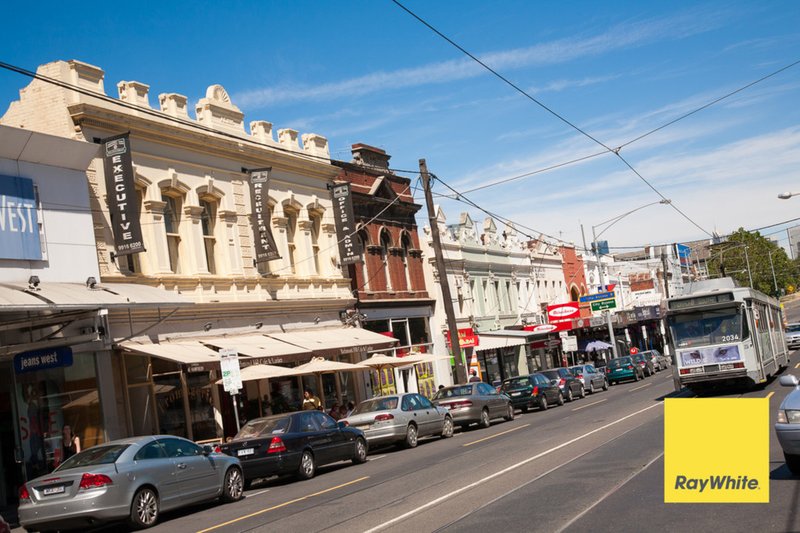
[{"left": 142, "top": 197, "right": 172, "bottom": 274}]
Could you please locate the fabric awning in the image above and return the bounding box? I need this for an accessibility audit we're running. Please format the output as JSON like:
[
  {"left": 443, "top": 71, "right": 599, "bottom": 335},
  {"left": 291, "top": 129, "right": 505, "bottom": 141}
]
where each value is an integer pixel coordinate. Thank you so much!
[
  {"left": 120, "top": 341, "right": 222, "bottom": 365},
  {"left": 475, "top": 335, "right": 526, "bottom": 352},
  {"left": 266, "top": 328, "right": 397, "bottom": 358},
  {"left": 0, "top": 282, "right": 190, "bottom": 312},
  {"left": 201, "top": 335, "right": 312, "bottom": 364}
]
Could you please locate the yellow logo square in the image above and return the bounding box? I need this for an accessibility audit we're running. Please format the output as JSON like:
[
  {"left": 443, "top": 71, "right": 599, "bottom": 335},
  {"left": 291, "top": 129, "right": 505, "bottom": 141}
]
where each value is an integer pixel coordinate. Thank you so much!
[{"left": 664, "top": 397, "right": 769, "bottom": 503}]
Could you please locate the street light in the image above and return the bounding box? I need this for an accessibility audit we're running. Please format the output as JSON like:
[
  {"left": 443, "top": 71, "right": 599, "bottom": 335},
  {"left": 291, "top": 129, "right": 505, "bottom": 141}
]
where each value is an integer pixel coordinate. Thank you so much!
[
  {"left": 768, "top": 248, "right": 782, "bottom": 295},
  {"left": 778, "top": 192, "right": 800, "bottom": 200},
  {"left": 591, "top": 199, "right": 671, "bottom": 359}
]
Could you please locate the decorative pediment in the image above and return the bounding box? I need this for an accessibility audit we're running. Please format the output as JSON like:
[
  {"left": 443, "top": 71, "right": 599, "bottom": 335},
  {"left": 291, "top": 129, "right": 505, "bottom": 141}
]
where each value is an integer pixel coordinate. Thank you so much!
[
  {"left": 195, "top": 84, "right": 245, "bottom": 136},
  {"left": 368, "top": 176, "right": 398, "bottom": 201}
]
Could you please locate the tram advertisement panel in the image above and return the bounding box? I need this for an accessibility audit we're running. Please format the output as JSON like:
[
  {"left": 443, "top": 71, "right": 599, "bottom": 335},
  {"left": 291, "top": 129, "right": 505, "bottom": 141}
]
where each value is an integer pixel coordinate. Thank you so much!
[{"left": 678, "top": 344, "right": 742, "bottom": 367}]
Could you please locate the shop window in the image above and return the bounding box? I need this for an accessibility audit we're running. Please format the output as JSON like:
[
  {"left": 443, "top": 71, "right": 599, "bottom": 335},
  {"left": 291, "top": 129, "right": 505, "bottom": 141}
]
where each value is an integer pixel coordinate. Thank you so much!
[
  {"left": 162, "top": 192, "right": 182, "bottom": 274},
  {"left": 200, "top": 199, "right": 217, "bottom": 275}
]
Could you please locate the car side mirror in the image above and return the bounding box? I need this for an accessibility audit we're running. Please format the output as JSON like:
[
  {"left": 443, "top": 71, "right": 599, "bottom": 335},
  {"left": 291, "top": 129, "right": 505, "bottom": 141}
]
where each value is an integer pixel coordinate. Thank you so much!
[
  {"left": 780, "top": 375, "right": 800, "bottom": 387},
  {"left": 202, "top": 445, "right": 213, "bottom": 456},
  {"left": 337, "top": 420, "right": 349, "bottom": 429}
]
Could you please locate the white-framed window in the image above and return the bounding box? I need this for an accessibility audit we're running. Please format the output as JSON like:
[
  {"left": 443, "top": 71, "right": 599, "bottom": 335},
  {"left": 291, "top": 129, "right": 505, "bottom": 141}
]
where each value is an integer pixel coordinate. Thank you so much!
[
  {"left": 200, "top": 199, "right": 217, "bottom": 274},
  {"left": 286, "top": 208, "right": 298, "bottom": 274},
  {"left": 161, "top": 192, "right": 182, "bottom": 274},
  {"left": 310, "top": 211, "right": 322, "bottom": 276},
  {"left": 401, "top": 234, "right": 412, "bottom": 291}
]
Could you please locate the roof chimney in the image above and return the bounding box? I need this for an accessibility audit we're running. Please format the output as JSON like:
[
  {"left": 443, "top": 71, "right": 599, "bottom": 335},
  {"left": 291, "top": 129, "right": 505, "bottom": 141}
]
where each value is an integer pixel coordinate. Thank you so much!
[{"left": 351, "top": 143, "right": 391, "bottom": 171}]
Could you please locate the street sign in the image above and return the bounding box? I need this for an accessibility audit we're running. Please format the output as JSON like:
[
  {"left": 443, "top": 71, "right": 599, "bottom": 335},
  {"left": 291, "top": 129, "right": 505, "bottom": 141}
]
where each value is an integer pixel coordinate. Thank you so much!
[
  {"left": 219, "top": 348, "right": 242, "bottom": 393},
  {"left": 562, "top": 335, "right": 578, "bottom": 352},
  {"left": 579, "top": 291, "right": 615, "bottom": 303},
  {"left": 630, "top": 347, "right": 639, "bottom": 355},
  {"left": 558, "top": 330, "right": 569, "bottom": 339},
  {"left": 591, "top": 299, "right": 617, "bottom": 312}
]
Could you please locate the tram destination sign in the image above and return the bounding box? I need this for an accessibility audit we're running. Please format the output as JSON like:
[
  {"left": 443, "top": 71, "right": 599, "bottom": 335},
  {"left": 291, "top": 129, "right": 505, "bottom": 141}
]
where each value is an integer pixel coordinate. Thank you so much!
[{"left": 668, "top": 292, "right": 734, "bottom": 311}]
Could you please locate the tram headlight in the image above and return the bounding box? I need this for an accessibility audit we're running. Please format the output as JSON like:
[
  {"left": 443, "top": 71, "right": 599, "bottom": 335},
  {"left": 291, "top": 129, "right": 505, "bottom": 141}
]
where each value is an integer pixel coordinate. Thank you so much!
[{"left": 778, "top": 410, "right": 800, "bottom": 424}]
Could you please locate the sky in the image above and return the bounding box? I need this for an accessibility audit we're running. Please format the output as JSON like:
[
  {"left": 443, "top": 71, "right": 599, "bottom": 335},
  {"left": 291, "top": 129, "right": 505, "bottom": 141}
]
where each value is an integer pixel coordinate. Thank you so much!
[{"left": 1, "top": 1, "right": 799, "bottom": 253}]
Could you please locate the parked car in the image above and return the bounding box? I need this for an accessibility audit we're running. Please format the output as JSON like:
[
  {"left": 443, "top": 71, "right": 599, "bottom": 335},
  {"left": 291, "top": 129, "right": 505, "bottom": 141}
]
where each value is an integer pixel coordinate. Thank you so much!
[
  {"left": 641, "top": 349, "right": 670, "bottom": 371},
  {"left": 219, "top": 410, "right": 367, "bottom": 486},
  {"left": 340, "top": 393, "right": 454, "bottom": 448},
  {"left": 541, "top": 368, "right": 585, "bottom": 402},
  {"left": 786, "top": 323, "right": 800, "bottom": 350},
  {"left": 432, "top": 382, "right": 515, "bottom": 429},
  {"left": 631, "top": 353, "right": 655, "bottom": 377},
  {"left": 569, "top": 364, "right": 609, "bottom": 394},
  {"left": 605, "top": 356, "right": 644, "bottom": 384},
  {"left": 18, "top": 436, "right": 243, "bottom": 532},
  {"left": 776, "top": 374, "right": 800, "bottom": 474},
  {"left": 501, "top": 373, "right": 564, "bottom": 411}
]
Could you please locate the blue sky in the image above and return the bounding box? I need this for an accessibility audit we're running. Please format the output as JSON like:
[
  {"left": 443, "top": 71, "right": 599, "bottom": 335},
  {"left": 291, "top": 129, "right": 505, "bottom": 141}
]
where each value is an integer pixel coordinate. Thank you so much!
[{"left": 1, "top": 1, "right": 799, "bottom": 251}]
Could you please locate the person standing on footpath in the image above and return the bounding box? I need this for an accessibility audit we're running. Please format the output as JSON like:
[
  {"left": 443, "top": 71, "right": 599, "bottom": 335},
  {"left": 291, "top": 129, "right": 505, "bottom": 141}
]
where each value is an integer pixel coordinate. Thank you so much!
[
  {"left": 468, "top": 369, "right": 481, "bottom": 383},
  {"left": 302, "top": 390, "right": 321, "bottom": 411},
  {"left": 61, "top": 425, "right": 81, "bottom": 462}
]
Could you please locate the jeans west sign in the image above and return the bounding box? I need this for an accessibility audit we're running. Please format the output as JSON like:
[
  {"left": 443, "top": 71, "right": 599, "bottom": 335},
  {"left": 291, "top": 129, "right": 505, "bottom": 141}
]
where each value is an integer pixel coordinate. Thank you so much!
[{"left": 0, "top": 175, "right": 42, "bottom": 260}]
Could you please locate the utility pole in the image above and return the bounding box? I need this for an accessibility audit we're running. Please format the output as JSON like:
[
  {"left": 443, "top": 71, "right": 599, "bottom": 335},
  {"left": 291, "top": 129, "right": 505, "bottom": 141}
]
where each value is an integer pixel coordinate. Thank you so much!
[
  {"left": 591, "top": 226, "right": 618, "bottom": 359},
  {"left": 420, "top": 159, "right": 467, "bottom": 384},
  {"left": 661, "top": 250, "right": 671, "bottom": 299}
]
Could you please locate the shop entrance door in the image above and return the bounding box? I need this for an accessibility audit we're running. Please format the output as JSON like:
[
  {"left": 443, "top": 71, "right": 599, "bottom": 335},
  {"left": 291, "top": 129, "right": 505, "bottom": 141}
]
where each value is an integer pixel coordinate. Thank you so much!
[{"left": 0, "top": 361, "right": 24, "bottom": 521}]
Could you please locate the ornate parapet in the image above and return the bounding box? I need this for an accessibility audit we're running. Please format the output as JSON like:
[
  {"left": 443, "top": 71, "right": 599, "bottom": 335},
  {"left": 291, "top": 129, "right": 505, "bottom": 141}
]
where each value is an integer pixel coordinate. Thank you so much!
[
  {"left": 195, "top": 84, "right": 246, "bottom": 136},
  {"left": 302, "top": 133, "right": 330, "bottom": 159},
  {"left": 159, "top": 93, "right": 190, "bottom": 119}
]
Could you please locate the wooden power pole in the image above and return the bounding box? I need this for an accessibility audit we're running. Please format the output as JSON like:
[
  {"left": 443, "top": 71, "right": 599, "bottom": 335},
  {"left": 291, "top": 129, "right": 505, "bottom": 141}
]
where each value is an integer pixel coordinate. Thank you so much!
[{"left": 420, "top": 159, "right": 467, "bottom": 384}]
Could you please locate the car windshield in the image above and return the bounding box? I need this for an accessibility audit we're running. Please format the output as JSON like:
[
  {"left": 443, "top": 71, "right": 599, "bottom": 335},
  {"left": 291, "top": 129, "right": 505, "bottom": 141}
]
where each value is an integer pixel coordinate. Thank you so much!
[
  {"left": 668, "top": 307, "right": 744, "bottom": 348},
  {"left": 433, "top": 385, "right": 473, "bottom": 399},
  {"left": 55, "top": 444, "right": 129, "bottom": 472},
  {"left": 503, "top": 377, "right": 532, "bottom": 390},
  {"left": 609, "top": 357, "right": 632, "bottom": 368},
  {"left": 541, "top": 370, "right": 560, "bottom": 380},
  {"left": 353, "top": 397, "right": 399, "bottom": 414},
  {"left": 234, "top": 416, "right": 290, "bottom": 439},
  {"left": 787, "top": 324, "right": 800, "bottom": 333}
]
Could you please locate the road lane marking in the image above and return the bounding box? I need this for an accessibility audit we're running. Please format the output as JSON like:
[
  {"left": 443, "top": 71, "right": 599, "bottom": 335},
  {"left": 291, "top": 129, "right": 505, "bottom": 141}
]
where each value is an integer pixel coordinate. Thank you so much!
[
  {"left": 766, "top": 391, "right": 775, "bottom": 399},
  {"left": 572, "top": 398, "right": 607, "bottom": 411},
  {"left": 462, "top": 424, "right": 530, "bottom": 447},
  {"left": 795, "top": 362, "right": 800, "bottom": 369},
  {"left": 369, "top": 454, "right": 387, "bottom": 461},
  {"left": 247, "top": 489, "right": 270, "bottom": 497},
  {"left": 197, "top": 476, "right": 369, "bottom": 533},
  {"left": 629, "top": 383, "right": 652, "bottom": 392},
  {"left": 364, "top": 402, "right": 663, "bottom": 533},
  {"left": 556, "top": 452, "right": 664, "bottom": 533}
]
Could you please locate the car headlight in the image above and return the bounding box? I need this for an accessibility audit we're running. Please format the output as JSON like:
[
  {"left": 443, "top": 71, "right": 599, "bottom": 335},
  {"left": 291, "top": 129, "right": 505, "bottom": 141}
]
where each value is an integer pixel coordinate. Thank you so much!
[{"left": 778, "top": 410, "right": 800, "bottom": 423}]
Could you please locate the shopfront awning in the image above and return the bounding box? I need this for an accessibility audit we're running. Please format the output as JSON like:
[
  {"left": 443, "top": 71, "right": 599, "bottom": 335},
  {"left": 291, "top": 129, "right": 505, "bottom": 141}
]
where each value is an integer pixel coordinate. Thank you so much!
[
  {"left": 475, "top": 335, "right": 527, "bottom": 352},
  {"left": 120, "top": 341, "right": 222, "bottom": 365},
  {"left": 201, "top": 335, "right": 312, "bottom": 364},
  {"left": 266, "top": 328, "right": 398, "bottom": 358},
  {"left": 0, "top": 282, "right": 191, "bottom": 312}
]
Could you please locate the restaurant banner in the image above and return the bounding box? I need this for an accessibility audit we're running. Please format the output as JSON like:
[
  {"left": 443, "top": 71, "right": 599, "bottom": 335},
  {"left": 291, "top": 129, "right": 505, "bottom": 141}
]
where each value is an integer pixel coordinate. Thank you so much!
[
  {"left": 102, "top": 133, "right": 145, "bottom": 256},
  {"left": 248, "top": 168, "right": 281, "bottom": 263},
  {"left": 547, "top": 302, "right": 580, "bottom": 332},
  {"left": 329, "top": 182, "right": 362, "bottom": 265},
  {"left": 445, "top": 328, "right": 479, "bottom": 348}
]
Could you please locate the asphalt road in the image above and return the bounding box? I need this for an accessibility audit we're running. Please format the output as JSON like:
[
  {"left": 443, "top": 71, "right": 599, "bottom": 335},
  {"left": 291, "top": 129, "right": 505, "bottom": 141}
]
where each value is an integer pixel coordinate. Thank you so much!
[{"left": 16, "top": 356, "right": 800, "bottom": 533}]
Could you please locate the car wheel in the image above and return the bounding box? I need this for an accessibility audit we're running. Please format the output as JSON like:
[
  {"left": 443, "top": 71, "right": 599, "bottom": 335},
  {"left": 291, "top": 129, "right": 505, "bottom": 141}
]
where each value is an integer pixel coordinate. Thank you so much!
[
  {"left": 557, "top": 392, "right": 564, "bottom": 406},
  {"left": 297, "top": 450, "right": 316, "bottom": 480},
  {"left": 589, "top": 382, "right": 595, "bottom": 394},
  {"left": 603, "top": 379, "right": 609, "bottom": 391},
  {"left": 540, "top": 396, "right": 549, "bottom": 410},
  {"left": 479, "top": 408, "right": 491, "bottom": 428},
  {"left": 504, "top": 404, "right": 515, "bottom": 421},
  {"left": 579, "top": 386, "right": 586, "bottom": 399},
  {"left": 404, "top": 424, "right": 419, "bottom": 448},
  {"left": 441, "top": 416, "right": 454, "bottom": 439},
  {"left": 352, "top": 437, "right": 368, "bottom": 464},
  {"left": 785, "top": 453, "right": 800, "bottom": 475},
  {"left": 221, "top": 467, "right": 244, "bottom": 502},
  {"left": 566, "top": 388, "right": 574, "bottom": 402},
  {"left": 129, "top": 487, "right": 159, "bottom": 529}
]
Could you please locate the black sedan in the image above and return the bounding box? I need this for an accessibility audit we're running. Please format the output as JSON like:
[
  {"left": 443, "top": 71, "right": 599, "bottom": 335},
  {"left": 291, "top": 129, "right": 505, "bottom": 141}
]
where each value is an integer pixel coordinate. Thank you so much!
[
  {"left": 219, "top": 410, "right": 367, "bottom": 486},
  {"left": 541, "top": 368, "right": 585, "bottom": 402},
  {"left": 501, "top": 373, "right": 564, "bottom": 412}
]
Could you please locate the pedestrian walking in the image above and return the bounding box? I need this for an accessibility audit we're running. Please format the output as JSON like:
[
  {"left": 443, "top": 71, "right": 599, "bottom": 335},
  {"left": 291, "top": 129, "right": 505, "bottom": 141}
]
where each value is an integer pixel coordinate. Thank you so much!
[
  {"left": 468, "top": 369, "right": 481, "bottom": 383},
  {"left": 302, "top": 390, "right": 321, "bottom": 411}
]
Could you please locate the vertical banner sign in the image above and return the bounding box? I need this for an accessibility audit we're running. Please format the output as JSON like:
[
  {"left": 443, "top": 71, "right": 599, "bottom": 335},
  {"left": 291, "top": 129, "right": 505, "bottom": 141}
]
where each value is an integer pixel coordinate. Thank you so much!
[
  {"left": 102, "top": 133, "right": 145, "bottom": 257},
  {"left": 248, "top": 168, "right": 281, "bottom": 262},
  {"left": 330, "top": 182, "right": 362, "bottom": 265}
]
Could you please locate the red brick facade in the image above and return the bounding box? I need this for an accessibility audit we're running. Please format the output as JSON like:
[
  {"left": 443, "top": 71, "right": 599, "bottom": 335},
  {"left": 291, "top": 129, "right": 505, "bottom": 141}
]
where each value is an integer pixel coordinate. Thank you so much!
[{"left": 559, "top": 245, "right": 591, "bottom": 317}]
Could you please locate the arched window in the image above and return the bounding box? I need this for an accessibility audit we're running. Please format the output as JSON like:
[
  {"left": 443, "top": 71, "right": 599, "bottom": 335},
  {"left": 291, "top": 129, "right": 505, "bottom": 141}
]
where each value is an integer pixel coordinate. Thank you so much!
[
  {"left": 570, "top": 286, "right": 580, "bottom": 302},
  {"left": 380, "top": 231, "right": 392, "bottom": 291},
  {"left": 161, "top": 192, "right": 182, "bottom": 274},
  {"left": 401, "top": 233, "right": 412, "bottom": 291},
  {"left": 200, "top": 199, "right": 217, "bottom": 274}
]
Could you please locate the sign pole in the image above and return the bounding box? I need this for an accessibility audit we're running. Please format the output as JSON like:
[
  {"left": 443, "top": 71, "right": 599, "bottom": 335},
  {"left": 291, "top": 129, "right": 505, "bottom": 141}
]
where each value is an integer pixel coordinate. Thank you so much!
[
  {"left": 592, "top": 225, "right": 619, "bottom": 359},
  {"left": 232, "top": 390, "right": 241, "bottom": 432}
]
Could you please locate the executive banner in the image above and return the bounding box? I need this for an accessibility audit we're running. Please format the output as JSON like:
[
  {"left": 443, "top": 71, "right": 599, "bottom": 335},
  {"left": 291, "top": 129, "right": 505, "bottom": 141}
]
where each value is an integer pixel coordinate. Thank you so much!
[
  {"left": 330, "top": 182, "right": 362, "bottom": 265},
  {"left": 102, "top": 133, "right": 145, "bottom": 257},
  {"left": 248, "top": 168, "right": 281, "bottom": 263}
]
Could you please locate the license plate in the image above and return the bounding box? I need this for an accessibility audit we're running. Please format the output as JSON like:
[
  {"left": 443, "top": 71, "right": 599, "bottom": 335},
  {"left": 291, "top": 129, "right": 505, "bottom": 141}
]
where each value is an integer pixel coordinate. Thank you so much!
[
  {"left": 43, "top": 486, "right": 65, "bottom": 495},
  {"left": 511, "top": 392, "right": 521, "bottom": 396},
  {"left": 355, "top": 425, "right": 369, "bottom": 430},
  {"left": 615, "top": 369, "right": 623, "bottom": 372},
  {"left": 237, "top": 448, "right": 254, "bottom": 457}
]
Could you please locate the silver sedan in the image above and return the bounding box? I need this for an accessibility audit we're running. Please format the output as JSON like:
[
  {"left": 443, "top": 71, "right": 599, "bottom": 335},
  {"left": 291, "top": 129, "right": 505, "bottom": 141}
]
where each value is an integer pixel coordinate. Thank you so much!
[
  {"left": 18, "top": 435, "right": 243, "bottom": 531},
  {"left": 432, "top": 382, "right": 515, "bottom": 429},
  {"left": 341, "top": 393, "right": 454, "bottom": 448},
  {"left": 776, "top": 374, "right": 800, "bottom": 474}
]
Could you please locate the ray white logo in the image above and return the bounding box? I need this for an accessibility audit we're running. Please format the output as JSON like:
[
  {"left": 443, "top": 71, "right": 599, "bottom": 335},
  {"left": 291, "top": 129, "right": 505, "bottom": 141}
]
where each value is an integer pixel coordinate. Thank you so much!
[{"left": 674, "top": 475, "right": 760, "bottom": 492}]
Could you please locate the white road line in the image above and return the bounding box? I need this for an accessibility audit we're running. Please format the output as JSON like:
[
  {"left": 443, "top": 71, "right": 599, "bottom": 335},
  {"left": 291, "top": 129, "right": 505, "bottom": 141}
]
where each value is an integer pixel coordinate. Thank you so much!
[
  {"left": 363, "top": 402, "right": 663, "bottom": 533},
  {"left": 556, "top": 452, "right": 664, "bottom": 533},
  {"left": 572, "top": 398, "right": 606, "bottom": 411},
  {"left": 462, "top": 424, "right": 530, "bottom": 447},
  {"left": 368, "top": 454, "right": 387, "bottom": 461},
  {"left": 629, "top": 383, "right": 652, "bottom": 392},
  {"left": 247, "top": 489, "right": 270, "bottom": 497}
]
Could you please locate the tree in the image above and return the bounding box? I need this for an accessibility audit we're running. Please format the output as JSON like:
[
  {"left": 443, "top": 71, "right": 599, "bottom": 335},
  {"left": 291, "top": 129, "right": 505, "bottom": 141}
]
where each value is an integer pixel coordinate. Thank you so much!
[{"left": 707, "top": 228, "right": 797, "bottom": 297}]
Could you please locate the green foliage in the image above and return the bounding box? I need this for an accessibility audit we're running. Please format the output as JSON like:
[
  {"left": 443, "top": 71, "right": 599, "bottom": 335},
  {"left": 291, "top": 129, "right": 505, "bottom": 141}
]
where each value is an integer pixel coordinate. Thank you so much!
[{"left": 706, "top": 228, "right": 797, "bottom": 297}]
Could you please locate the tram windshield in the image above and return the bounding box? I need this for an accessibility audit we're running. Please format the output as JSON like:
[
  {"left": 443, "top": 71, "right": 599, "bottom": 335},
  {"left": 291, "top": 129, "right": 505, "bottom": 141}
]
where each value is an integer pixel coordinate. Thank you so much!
[{"left": 668, "top": 306, "right": 747, "bottom": 348}]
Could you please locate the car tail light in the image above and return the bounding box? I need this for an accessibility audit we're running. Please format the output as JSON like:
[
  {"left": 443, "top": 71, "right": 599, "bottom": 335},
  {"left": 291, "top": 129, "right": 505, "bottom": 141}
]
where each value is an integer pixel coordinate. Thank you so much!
[
  {"left": 575, "top": 374, "right": 583, "bottom": 379},
  {"left": 531, "top": 386, "right": 539, "bottom": 396},
  {"left": 733, "top": 362, "right": 745, "bottom": 369},
  {"left": 447, "top": 400, "right": 473, "bottom": 409},
  {"left": 679, "top": 368, "right": 689, "bottom": 375},
  {"left": 558, "top": 379, "right": 566, "bottom": 387},
  {"left": 627, "top": 365, "right": 634, "bottom": 370},
  {"left": 214, "top": 445, "right": 221, "bottom": 453},
  {"left": 374, "top": 413, "right": 394, "bottom": 422},
  {"left": 606, "top": 368, "right": 611, "bottom": 373},
  {"left": 19, "top": 484, "right": 30, "bottom": 502},
  {"left": 267, "top": 437, "right": 287, "bottom": 454},
  {"left": 79, "top": 473, "right": 113, "bottom": 490}
]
